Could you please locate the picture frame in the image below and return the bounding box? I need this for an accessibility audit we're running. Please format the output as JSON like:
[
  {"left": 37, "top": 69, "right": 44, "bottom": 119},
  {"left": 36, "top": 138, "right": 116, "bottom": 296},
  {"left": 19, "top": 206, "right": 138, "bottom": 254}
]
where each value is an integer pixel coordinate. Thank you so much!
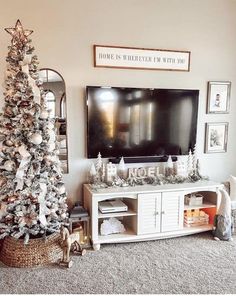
[
  {"left": 207, "top": 81, "right": 231, "bottom": 114},
  {"left": 94, "top": 45, "right": 191, "bottom": 71},
  {"left": 205, "top": 122, "right": 228, "bottom": 153}
]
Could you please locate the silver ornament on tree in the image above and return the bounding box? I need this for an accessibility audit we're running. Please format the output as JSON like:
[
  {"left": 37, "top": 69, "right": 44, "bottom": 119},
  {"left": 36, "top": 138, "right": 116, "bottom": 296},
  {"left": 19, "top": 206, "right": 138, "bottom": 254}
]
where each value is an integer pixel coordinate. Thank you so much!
[
  {"left": 29, "top": 133, "right": 43, "bottom": 145},
  {"left": 5, "top": 140, "right": 14, "bottom": 147},
  {"left": 4, "top": 160, "right": 15, "bottom": 171}
]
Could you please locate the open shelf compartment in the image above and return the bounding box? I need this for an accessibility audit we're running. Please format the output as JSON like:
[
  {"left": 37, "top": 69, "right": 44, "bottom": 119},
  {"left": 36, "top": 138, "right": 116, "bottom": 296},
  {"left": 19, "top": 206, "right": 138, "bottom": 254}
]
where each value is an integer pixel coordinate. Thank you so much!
[{"left": 184, "top": 191, "right": 218, "bottom": 227}]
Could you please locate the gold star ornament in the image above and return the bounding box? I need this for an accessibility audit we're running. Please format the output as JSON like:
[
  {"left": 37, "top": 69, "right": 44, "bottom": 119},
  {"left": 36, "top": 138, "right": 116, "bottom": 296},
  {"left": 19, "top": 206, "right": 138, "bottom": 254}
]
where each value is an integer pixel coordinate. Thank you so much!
[{"left": 5, "top": 19, "right": 33, "bottom": 45}]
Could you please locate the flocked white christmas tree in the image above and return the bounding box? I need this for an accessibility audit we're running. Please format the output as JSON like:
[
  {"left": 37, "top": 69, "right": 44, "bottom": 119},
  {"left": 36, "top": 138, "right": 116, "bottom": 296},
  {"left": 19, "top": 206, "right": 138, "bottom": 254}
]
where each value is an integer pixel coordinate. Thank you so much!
[
  {"left": 95, "top": 152, "right": 102, "bottom": 172},
  {"left": 192, "top": 144, "right": 197, "bottom": 172},
  {"left": 0, "top": 20, "right": 67, "bottom": 243},
  {"left": 117, "top": 157, "right": 126, "bottom": 179}
]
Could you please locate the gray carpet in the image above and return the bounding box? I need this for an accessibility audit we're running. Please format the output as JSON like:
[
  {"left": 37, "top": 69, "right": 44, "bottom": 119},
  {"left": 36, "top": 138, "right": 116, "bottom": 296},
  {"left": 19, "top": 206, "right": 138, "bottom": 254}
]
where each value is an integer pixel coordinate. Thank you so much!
[{"left": 0, "top": 232, "right": 236, "bottom": 294}]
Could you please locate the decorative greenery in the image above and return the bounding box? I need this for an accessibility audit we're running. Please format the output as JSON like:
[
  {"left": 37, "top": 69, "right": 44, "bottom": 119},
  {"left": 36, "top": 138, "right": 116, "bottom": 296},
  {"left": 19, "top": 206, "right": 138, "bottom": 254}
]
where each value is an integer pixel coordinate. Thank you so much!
[{"left": 89, "top": 153, "right": 208, "bottom": 190}]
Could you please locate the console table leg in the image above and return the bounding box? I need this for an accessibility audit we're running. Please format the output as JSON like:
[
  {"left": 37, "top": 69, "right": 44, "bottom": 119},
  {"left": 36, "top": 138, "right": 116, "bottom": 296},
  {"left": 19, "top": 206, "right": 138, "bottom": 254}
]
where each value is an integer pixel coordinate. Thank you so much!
[{"left": 93, "top": 243, "right": 100, "bottom": 251}]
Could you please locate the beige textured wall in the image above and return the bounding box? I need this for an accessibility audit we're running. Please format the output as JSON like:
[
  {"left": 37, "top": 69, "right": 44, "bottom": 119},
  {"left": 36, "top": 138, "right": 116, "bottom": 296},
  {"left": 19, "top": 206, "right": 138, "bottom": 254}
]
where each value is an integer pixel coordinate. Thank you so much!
[{"left": 0, "top": 0, "right": 236, "bottom": 203}]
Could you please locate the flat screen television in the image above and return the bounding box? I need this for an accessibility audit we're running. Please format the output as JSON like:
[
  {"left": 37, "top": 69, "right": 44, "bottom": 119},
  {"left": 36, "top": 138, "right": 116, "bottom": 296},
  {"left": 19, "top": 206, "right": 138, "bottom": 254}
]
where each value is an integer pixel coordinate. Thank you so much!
[{"left": 86, "top": 86, "right": 199, "bottom": 159}]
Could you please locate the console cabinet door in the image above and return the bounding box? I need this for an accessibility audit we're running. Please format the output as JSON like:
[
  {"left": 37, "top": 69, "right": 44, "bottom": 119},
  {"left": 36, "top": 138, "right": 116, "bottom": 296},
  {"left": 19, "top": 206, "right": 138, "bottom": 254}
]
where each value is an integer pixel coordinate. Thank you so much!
[
  {"left": 161, "top": 192, "right": 184, "bottom": 232},
  {"left": 138, "top": 193, "right": 162, "bottom": 234}
]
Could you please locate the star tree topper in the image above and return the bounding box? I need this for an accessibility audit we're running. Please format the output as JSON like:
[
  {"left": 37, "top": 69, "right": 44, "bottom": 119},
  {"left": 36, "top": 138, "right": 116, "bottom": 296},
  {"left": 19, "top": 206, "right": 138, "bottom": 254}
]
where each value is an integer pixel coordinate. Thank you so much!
[{"left": 5, "top": 19, "right": 33, "bottom": 46}]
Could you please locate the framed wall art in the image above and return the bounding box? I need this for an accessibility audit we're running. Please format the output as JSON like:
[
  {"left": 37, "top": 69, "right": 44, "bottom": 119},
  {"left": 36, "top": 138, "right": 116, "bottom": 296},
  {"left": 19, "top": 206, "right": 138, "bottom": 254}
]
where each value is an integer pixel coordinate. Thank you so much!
[
  {"left": 207, "top": 81, "right": 231, "bottom": 114},
  {"left": 94, "top": 45, "right": 191, "bottom": 71},
  {"left": 205, "top": 122, "right": 228, "bottom": 153}
]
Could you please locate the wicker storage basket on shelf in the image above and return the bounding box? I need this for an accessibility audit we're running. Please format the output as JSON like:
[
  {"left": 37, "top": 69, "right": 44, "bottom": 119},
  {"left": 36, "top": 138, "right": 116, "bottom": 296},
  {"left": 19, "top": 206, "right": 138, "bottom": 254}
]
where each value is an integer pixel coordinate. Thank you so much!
[{"left": 0, "top": 233, "right": 62, "bottom": 268}]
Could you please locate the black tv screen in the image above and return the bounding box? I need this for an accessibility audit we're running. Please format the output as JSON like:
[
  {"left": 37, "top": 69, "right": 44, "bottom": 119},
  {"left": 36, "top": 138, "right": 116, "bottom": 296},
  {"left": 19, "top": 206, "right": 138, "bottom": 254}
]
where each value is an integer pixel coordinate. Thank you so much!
[{"left": 86, "top": 86, "right": 199, "bottom": 159}]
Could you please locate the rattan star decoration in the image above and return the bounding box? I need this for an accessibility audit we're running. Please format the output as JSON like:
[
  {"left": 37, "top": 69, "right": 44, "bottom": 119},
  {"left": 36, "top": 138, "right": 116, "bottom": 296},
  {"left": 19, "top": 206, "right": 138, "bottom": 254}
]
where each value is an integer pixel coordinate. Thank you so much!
[{"left": 5, "top": 19, "right": 33, "bottom": 46}]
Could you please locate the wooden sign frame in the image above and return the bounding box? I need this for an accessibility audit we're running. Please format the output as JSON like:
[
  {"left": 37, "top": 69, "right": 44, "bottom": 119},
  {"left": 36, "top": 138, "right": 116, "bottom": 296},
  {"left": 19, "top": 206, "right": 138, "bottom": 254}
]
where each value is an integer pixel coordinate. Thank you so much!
[{"left": 94, "top": 45, "right": 191, "bottom": 71}]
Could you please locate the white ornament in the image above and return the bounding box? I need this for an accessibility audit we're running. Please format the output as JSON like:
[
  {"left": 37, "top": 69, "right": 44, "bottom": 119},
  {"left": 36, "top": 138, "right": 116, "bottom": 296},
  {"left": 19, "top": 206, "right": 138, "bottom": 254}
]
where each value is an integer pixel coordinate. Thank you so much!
[
  {"left": 4, "top": 160, "right": 15, "bottom": 171},
  {"left": 18, "top": 145, "right": 31, "bottom": 158},
  {"left": 30, "top": 133, "right": 43, "bottom": 145},
  {"left": 5, "top": 140, "right": 14, "bottom": 147},
  {"left": 61, "top": 212, "right": 67, "bottom": 219},
  {"left": 40, "top": 110, "right": 49, "bottom": 119}
]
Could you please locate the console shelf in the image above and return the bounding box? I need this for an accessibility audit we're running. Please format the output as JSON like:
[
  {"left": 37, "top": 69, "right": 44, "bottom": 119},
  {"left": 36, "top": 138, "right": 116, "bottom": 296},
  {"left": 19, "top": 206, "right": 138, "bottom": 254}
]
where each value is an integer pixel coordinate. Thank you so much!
[
  {"left": 83, "top": 181, "right": 222, "bottom": 250},
  {"left": 184, "top": 202, "right": 216, "bottom": 210},
  {"left": 98, "top": 229, "right": 136, "bottom": 243},
  {"left": 98, "top": 210, "right": 137, "bottom": 219},
  {"left": 183, "top": 224, "right": 213, "bottom": 232}
]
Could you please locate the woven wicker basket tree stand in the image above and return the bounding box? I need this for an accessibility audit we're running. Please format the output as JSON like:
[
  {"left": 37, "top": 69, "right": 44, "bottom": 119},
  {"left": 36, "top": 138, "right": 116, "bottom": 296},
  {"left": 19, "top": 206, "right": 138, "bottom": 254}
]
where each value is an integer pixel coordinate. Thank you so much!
[{"left": 0, "top": 233, "right": 63, "bottom": 268}]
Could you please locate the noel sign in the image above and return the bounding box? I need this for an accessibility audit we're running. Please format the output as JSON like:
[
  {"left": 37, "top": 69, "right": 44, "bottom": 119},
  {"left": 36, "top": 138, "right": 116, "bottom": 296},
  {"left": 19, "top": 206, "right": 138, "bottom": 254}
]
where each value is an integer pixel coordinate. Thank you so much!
[
  {"left": 94, "top": 45, "right": 190, "bottom": 71},
  {"left": 128, "top": 166, "right": 160, "bottom": 178}
]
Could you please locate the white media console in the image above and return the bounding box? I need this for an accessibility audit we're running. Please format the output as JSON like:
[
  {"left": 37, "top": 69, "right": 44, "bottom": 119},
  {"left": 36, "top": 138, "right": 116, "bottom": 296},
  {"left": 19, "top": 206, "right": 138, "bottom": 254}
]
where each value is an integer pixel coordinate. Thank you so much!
[{"left": 83, "top": 181, "right": 222, "bottom": 250}]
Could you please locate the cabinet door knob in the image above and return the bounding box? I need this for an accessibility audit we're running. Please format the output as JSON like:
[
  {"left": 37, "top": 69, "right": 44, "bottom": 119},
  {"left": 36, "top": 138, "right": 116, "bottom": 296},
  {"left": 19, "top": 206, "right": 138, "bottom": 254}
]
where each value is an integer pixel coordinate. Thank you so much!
[
  {"left": 162, "top": 211, "right": 165, "bottom": 214},
  {"left": 156, "top": 211, "right": 159, "bottom": 215}
]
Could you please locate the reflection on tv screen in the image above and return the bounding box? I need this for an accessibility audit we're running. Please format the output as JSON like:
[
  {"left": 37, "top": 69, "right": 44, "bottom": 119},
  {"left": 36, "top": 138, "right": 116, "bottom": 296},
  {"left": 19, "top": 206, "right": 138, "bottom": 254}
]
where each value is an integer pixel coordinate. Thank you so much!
[{"left": 87, "top": 86, "right": 199, "bottom": 158}]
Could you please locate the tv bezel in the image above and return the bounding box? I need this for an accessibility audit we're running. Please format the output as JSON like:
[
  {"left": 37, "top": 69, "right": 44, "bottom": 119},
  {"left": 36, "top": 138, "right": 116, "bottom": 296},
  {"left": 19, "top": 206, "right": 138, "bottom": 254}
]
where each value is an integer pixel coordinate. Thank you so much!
[{"left": 86, "top": 85, "right": 199, "bottom": 160}]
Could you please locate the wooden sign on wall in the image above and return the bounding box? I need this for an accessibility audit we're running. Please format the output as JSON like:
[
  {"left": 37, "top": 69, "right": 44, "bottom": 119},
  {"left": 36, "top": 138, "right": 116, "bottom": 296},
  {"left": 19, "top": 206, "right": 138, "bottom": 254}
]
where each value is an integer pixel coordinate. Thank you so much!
[{"left": 94, "top": 45, "right": 190, "bottom": 71}]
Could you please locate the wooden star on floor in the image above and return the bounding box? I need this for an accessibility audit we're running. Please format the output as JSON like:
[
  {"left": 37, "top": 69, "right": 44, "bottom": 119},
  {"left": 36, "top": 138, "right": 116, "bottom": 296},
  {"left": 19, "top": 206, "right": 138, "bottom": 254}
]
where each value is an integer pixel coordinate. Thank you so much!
[{"left": 5, "top": 19, "right": 33, "bottom": 45}]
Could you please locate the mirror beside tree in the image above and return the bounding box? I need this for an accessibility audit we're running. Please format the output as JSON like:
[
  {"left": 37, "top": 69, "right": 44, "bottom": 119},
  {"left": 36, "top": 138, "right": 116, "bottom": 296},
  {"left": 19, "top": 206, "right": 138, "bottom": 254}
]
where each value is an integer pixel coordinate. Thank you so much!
[{"left": 39, "top": 69, "right": 68, "bottom": 173}]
